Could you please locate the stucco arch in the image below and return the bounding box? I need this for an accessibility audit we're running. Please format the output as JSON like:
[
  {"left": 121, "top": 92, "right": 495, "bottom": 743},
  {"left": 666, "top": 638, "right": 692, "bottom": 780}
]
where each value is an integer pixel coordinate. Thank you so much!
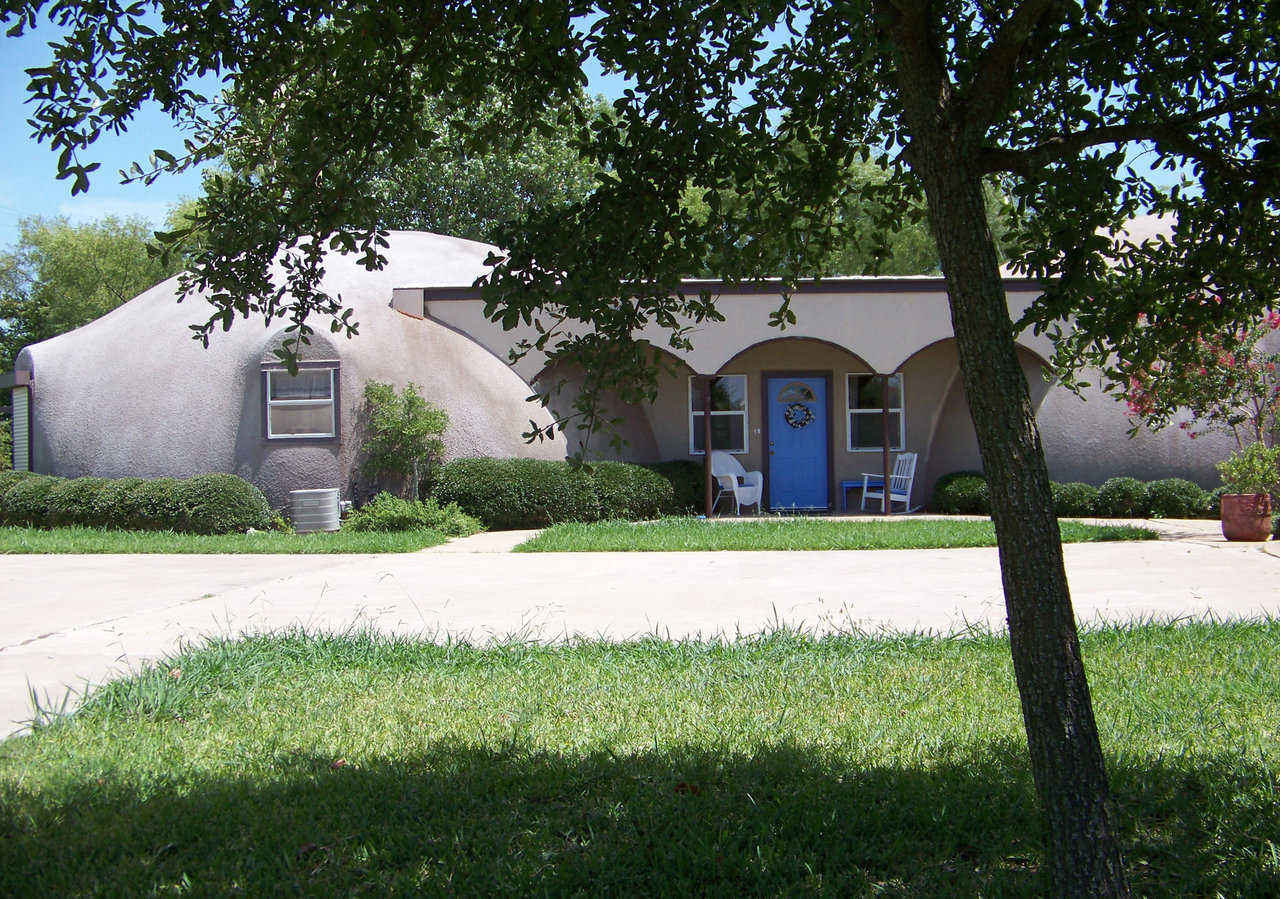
[{"left": 714, "top": 335, "right": 873, "bottom": 375}]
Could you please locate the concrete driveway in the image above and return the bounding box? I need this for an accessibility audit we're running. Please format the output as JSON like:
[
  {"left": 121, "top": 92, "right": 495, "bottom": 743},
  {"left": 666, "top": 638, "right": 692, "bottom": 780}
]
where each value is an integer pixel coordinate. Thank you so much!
[{"left": 2, "top": 519, "right": 1277, "bottom": 734}]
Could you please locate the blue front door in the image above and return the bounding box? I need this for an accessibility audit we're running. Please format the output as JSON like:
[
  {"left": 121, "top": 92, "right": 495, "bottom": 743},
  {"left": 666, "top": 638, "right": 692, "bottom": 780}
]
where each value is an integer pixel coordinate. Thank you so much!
[{"left": 767, "top": 376, "right": 829, "bottom": 509}]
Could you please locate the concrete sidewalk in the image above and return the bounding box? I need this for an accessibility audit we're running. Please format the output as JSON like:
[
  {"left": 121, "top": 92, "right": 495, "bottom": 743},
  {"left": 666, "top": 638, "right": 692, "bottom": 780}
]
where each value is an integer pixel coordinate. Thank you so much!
[{"left": 2, "top": 520, "right": 1277, "bottom": 734}]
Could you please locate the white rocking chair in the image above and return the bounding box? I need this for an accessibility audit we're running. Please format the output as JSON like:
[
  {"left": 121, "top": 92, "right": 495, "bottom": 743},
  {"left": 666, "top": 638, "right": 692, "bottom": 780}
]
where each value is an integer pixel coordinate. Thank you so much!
[
  {"left": 711, "top": 450, "right": 763, "bottom": 515},
  {"left": 860, "top": 452, "right": 920, "bottom": 513}
]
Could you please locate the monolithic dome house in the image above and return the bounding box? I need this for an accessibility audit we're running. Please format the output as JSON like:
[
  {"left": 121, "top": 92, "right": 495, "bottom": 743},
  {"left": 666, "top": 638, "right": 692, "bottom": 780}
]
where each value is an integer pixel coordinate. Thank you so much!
[{"left": 4, "top": 229, "right": 1231, "bottom": 511}]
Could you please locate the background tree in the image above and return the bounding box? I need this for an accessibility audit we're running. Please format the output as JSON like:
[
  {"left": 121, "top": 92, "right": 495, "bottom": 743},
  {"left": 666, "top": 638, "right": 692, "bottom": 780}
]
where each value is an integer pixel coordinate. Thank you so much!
[
  {"left": 0, "top": 215, "right": 181, "bottom": 370},
  {"left": 8, "top": 2, "right": 1280, "bottom": 895}
]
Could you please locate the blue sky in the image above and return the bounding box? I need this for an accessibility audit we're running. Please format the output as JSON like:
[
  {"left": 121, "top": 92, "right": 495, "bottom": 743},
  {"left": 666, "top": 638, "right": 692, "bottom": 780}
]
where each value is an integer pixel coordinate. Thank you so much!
[{"left": 1, "top": 21, "right": 212, "bottom": 245}]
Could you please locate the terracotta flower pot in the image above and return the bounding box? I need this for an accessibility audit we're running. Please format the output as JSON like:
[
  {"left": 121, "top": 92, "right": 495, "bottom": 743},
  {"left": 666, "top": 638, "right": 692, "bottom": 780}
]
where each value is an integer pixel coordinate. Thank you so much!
[{"left": 1220, "top": 493, "right": 1273, "bottom": 541}]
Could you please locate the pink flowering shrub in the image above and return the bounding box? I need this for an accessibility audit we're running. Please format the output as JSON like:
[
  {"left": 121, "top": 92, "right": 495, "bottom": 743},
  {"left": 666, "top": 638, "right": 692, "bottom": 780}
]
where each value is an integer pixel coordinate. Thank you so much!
[{"left": 1125, "top": 311, "right": 1280, "bottom": 449}]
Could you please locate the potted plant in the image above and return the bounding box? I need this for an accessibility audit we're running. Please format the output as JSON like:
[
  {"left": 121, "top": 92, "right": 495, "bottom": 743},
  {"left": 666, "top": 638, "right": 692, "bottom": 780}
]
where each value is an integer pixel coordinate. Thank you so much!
[{"left": 1215, "top": 442, "right": 1280, "bottom": 541}]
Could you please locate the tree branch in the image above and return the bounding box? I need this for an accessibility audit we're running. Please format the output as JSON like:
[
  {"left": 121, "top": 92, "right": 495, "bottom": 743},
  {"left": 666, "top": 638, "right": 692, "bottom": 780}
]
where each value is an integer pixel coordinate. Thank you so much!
[
  {"left": 979, "top": 92, "right": 1277, "bottom": 175},
  {"left": 872, "top": 0, "right": 951, "bottom": 157},
  {"left": 961, "top": 0, "right": 1067, "bottom": 144}
]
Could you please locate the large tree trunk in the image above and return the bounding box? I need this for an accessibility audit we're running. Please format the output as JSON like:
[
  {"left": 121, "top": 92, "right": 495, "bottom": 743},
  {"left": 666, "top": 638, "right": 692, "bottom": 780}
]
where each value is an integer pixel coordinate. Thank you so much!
[{"left": 911, "top": 157, "right": 1131, "bottom": 894}]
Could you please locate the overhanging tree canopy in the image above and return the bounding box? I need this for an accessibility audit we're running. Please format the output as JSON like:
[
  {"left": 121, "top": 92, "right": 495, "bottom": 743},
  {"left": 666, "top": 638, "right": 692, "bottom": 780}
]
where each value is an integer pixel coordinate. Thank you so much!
[{"left": 6, "top": 2, "right": 1279, "bottom": 895}]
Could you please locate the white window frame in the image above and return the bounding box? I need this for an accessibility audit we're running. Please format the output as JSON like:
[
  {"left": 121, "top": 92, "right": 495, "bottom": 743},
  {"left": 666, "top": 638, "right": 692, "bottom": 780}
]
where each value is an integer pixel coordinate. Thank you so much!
[
  {"left": 688, "top": 374, "right": 748, "bottom": 454},
  {"left": 846, "top": 371, "right": 905, "bottom": 452},
  {"left": 265, "top": 367, "right": 337, "bottom": 439}
]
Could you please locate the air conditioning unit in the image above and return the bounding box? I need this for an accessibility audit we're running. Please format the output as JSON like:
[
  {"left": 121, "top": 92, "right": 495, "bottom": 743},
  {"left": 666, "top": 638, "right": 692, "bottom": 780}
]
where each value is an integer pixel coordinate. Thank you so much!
[{"left": 290, "top": 488, "right": 341, "bottom": 533}]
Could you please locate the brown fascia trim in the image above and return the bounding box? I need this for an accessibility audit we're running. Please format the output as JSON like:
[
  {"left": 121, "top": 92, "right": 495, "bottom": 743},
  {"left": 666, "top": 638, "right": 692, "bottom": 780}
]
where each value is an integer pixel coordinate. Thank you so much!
[
  {"left": 0, "top": 370, "right": 32, "bottom": 389},
  {"left": 399, "top": 276, "right": 1047, "bottom": 304}
]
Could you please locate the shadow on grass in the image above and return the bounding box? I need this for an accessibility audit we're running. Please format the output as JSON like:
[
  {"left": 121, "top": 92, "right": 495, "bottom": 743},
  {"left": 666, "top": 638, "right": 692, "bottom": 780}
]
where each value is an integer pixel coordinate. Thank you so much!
[{"left": 1, "top": 740, "right": 1275, "bottom": 896}]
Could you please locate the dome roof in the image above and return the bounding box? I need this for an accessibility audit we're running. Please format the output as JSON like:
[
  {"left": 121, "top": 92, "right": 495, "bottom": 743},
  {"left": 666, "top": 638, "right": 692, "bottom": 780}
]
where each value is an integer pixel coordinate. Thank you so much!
[{"left": 17, "top": 231, "right": 562, "bottom": 501}]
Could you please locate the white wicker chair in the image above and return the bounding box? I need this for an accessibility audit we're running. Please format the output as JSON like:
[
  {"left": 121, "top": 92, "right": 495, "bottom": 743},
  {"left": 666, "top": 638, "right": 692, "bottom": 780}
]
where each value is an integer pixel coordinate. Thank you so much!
[{"left": 711, "top": 450, "right": 763, "bottom": 515}]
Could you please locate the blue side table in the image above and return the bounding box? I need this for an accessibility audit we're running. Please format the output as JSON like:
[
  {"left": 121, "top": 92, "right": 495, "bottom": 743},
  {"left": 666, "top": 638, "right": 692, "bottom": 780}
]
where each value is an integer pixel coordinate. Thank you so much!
[{"left": 839, "top": 477, "right": 884, "bottom": 512}]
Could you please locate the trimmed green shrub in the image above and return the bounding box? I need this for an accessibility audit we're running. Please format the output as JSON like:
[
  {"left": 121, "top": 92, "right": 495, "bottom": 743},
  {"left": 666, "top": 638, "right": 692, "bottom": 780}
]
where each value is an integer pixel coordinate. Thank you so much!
[
  {"left": 643, "top": 460, "right": 706, "bottom": 514},
  {"left": 0, "top": 469, "right": 36, "bottom": 497},
  {"left": 45, "top": 477, "right": 111, "bottom": 527},
  {"left": 1142, "top": 478, "right": 1211, "bottom": 519},
  {"left": 432, "top": 458, "right": 600, "bottom": 530},
  {"left": 122, "top": 477, "right": 184, "bottom": 531},
  {"left": 1051, "top": 482, "right": 1099, "bottom": 517},
  {"left": 590, "top": 461, "right": 675, "bottom": 521},
  {"left": 931, "top": 471, "right": 990, "bottom": 515},
  {"left": 89, "top": 477, "right": 147, "bottom": 528},
  {"left": 1093, "top": 477, "right": 1146, "bottom": 518},
  {"left": 343, "top": 492, "right": 481, "bottom": 536},
  {"left": 174, "top": 473, "right": 272, "bottom": 534},
  {"left": 1, "top": 475, "right": 65, "bottom": 526},
  {"left": 1205, "top": 486, "right": 1231, "bottom": 518}
]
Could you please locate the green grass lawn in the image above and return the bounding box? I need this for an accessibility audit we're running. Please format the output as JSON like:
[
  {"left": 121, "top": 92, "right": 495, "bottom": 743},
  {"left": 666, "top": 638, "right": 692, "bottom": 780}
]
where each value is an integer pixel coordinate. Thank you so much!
[
  {"left": 0, "top": 526, "right": 450, "bottom": 554},
  {"left": 1, "top": 622, "right": 1276, "bottom": 896},
  {"left": 516, "top": 516, "right": 1158, "bottom": 552}
]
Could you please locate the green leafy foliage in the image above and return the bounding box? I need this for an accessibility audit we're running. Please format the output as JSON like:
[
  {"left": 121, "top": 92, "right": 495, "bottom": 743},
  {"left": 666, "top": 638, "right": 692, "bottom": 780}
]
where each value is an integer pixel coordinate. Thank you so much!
[
  {"left": 0, "top": 474, "right": 64, "bottom": 526},
  {"left": 643, "top": 461, "right": 706, "bottom": 515},
  {"left": 936, "top": 474, "right": 1214, "bottom": 520},
  {"left": 173, "top": 474, "right": 273, "bottom": 535},
  {"left": 89, "top": 477, "right": 147, "bottom": 529},
  {"left": 1206, "top": 486, "right": 1231, "bottom": 517},
  {"left": 588, "top": 461, "right": 675, "bottom": 521},
  {"left": 1216, "top": 442, "right": 1280, "bottom": 495},
  {"left": 342, "top": 492, "right": 481, "bottom": 536},
  {"left": 1092, "top": 478, "right": 1149, "bottom": 519},
  {"left": 1051, "top": 482, "right": 1100, "bottom": 518},
  {"left": 124, "top": 478, "right": 184, "bottom": 532},
  {"left": 0, "top": 469, "right": 34, "bottom": 496},
  {"left": 931, "top": 472, "right": 992, "bottom": 515},
  {"left": 0, "top": 217, "right": 181, "bottom": 370},
  {"left": 1, "top": 473, "right": 270, "bottom": 534},
  {"left": 0, "top": 417, "right": 11, "bottom": 471},
  {"left": 44, "top": 477, "right": 111, "bottom": 527},
  {"left": 1141, "top": 479, "right": 1211, "bottom": 519},
  {"left": 1122, "top": 313, "right": 1280, "bottom": 447},
  {"left": 431, "top": 458, "right": 600, "bottom": 530},
  {"left": 359, "top": 381, "right": 448, "bottom": 500}
]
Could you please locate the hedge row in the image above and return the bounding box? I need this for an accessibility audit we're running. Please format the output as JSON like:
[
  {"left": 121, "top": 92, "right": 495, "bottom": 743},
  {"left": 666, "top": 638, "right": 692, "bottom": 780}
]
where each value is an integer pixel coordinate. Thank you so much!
[
  {"left": 932, "top": 471, "right": 1224, "bottom": 519},
  {"left": 0, "top": 471, "right": 272, "bottom": 534},
  {"left": 430, "top": 458, "right": 699, "bottom": 530}
]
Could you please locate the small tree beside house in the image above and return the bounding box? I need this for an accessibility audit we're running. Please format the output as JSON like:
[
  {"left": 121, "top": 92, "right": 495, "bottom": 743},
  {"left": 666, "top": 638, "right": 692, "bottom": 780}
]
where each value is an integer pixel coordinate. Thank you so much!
[
  {"left": 359, "top": 381, "right": 448, "bottom": 501},
  {"left": 1126, "top": 310, "right": 1280, "bottom": 540},
  {"left": 1125, "top": 310, "right": 1280, "bottom": 451}
]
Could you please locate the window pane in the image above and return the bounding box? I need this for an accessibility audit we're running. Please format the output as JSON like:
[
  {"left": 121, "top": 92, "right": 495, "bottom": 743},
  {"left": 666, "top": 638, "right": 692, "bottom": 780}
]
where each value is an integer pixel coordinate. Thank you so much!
[
  {"left": 690, "top": 375, "right": 746, "bottom": 413},
  {"left": 270, "top": 370, "right": 332, "bottom": 401},
  {"left": 270, "top": 402, "right": 334, "bottom": 436},
  {"left": 692, "top": 412, "right": 746, "bottom": 452},
  {"left": 851, "top": 412, "right": 902, "bottom": 449},
  {"left": 849, "top": 373, "right": 901, "bottom": 410}
]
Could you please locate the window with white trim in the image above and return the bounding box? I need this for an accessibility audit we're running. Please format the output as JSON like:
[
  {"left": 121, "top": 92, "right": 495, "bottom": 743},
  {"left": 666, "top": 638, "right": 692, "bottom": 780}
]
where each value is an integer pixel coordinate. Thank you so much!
[
  {"left": 689, "top": 374, "right": 748, "bottom": 454},
  {"left": 266, "top": 368, "right": 336, "bottom": 438},
  {"left": 846, "top": 372, "right": 904, "bottom": 451}
]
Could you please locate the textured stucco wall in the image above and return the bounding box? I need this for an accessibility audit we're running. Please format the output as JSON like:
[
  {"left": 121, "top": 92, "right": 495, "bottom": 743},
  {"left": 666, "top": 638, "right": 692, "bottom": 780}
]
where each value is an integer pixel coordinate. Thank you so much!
[{"left": 18, "top": 232, "right": 561, "bottom": 507}]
